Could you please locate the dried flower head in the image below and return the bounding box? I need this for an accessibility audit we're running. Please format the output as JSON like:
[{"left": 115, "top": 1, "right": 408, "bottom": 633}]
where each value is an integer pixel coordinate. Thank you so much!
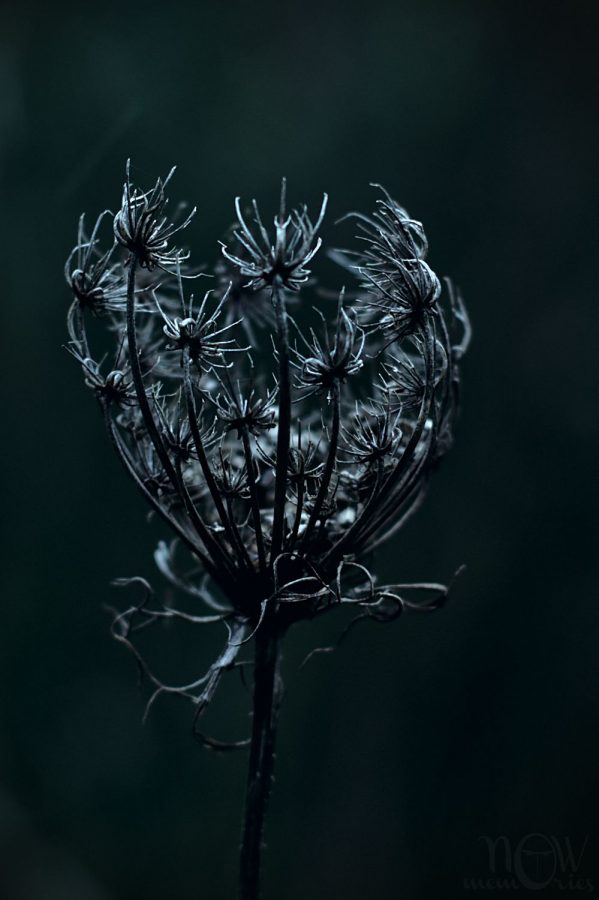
[
  {"left": 221, "top": 179, "right": 327, "bottom": 291},
  {"left": 212, "top": 378, "right": 277, "bottom": 438},
  {"left": 293, "top": 297, "right": 365, "bottom": 398},
  {"left": 65, "top": 161, "right": 470, "bottom": 762},
  {"left": 113, "top": 159, "right": 196, "bottom": 272}
]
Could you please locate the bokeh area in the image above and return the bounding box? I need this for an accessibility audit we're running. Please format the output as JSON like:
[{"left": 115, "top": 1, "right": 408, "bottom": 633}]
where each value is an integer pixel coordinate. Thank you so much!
[{"left": 1, "top": 1, "right": 598, "bottom": 898}]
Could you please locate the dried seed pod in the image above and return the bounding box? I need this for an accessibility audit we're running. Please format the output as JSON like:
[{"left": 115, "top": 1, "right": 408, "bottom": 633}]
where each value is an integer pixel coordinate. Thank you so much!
[{"left": 65, "top": 162, "right": 469, "bottom": 747}]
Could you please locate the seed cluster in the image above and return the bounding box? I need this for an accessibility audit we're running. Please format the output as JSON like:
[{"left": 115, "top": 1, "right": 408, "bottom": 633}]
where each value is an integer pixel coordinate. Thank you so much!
[{"left": 65, "top": 163, "right": 470, "bottom": 739}]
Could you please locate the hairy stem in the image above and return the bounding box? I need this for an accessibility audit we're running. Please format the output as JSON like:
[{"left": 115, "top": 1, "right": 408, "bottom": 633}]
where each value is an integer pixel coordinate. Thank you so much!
[
  {"left": 239, "top": 623, "right": 281, "bottom": 900},
  {"left": 270, "top": 277, "right": 291, "bottom": 564}
]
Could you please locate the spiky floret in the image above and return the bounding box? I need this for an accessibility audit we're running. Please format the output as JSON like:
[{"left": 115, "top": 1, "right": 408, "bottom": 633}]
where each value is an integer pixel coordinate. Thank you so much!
[
  {"left": 113, "top": 159, "right": 196, "bottom": 272},
  {"left": 221, "top": 178, "right": 328, "bottom": 292}
]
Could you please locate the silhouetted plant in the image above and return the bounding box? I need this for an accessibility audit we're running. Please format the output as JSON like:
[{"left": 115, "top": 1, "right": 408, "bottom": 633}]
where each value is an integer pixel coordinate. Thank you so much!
[{"left": 65, "top": 162, "right": 470, "bottom": 900}]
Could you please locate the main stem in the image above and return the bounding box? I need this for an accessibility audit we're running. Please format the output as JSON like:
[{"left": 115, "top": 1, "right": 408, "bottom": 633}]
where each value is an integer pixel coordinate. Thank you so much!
[{"left": 239, "top": 622, "right": 281, "bottom": 900}]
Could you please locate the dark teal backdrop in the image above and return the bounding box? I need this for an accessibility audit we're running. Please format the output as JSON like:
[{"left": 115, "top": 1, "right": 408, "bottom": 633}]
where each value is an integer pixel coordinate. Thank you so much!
[{"left": 1, "top": 1, "right": 598, "bottom": 898}]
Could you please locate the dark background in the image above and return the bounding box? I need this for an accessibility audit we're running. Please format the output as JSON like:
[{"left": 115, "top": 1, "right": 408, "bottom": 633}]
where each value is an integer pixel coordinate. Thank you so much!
[{"left": 1, "top": 1, "right": 598, "bottom": 897}]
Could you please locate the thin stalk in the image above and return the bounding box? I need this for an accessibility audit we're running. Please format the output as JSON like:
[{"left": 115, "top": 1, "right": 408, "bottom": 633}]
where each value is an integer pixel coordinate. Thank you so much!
[
  {"left": 355, "top": 429, "right": 434, "bottom": 551},
  {"left": 355, "top": 323, "right": 438, "bottom": 541},
  {"left": 225, "top": 495, "right": 255, "bottom": 570},
  {"left": 241, "top": 427, "right": 267, "bottom": 572},
  {"left": 68, "top": 300, "right": 90, "bottom": 356},
  {"left": 300, "top": 379, "right": 341, "bottom": 551},
  {"left": 182, "top": 352, "right": 252, "bottom": 571},
  {"left": 125, "top": 259, "right": 179, "bottom": 487},
  {"left": 321, "top": 322, "right": 436, "bottom": 568},
  {"left": 270, "top": 277, "right": 291, "bottom": 564},
  {"left": 239, "top": 623, "right": 281, "bottom": 900},
  {"left": 102, "top": 402, "right": 221, "bottom": 584},
  {"left": 172, "top": 453, "right": 238, "bottom": 582},
  {"left": 360, "top": 481, "right": 427, "bottom": 555},
  {"left": 125, "top": 260, "right": 231, "bottom": 575},
  {"left": 288, "top": 473, "right": 305, "bottom": 551}
]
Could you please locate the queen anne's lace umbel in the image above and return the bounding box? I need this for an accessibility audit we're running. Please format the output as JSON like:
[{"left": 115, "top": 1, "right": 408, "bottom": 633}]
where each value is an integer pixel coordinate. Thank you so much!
[{"left": 65, "top": 162, "right": 470, "bottom": 741}]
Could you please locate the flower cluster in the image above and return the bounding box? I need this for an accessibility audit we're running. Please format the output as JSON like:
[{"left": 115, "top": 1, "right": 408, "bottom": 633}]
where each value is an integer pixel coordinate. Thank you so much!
[
  {"left": 221, "top": 179, "right": 327, "bottom": 291},
  {"left": 65, "top": 163, "right": 470, "bottom": 743}
]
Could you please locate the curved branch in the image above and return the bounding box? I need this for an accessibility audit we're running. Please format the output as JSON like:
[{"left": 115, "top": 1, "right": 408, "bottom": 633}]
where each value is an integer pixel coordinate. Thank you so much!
[
  {"left": 321, "top": 321, "right": 436, "bottom": 568},
  {"left": 102, "top": 401, "right": 221, "bottom": 583}
]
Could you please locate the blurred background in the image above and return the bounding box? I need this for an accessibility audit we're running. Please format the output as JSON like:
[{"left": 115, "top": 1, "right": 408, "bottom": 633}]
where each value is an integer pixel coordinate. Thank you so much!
[{"left": 1, "top": 0, "right": 598, "bottom": 897}]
